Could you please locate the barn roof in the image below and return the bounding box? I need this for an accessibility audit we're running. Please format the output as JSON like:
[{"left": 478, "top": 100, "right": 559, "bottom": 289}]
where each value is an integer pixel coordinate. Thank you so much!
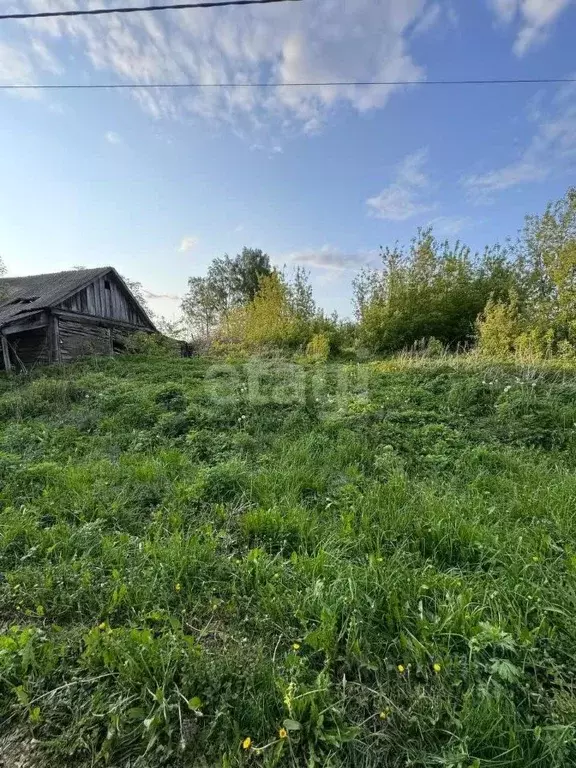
[{"left": 0, "top": 267, "right": 154, "bottom": 330}]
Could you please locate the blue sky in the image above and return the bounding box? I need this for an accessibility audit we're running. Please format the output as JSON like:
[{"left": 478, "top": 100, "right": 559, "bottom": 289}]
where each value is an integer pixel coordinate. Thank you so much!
[{"left": 1, "top": 0, "right": 576, "bottom": 320}]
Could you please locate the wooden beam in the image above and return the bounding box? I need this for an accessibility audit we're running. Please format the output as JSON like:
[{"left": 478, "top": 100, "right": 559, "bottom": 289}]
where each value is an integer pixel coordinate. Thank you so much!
[
  {"left": 2, "top": 312, "right": 49, "bottom": 336},
  {"left": 1, "top": 333, "right": 11, "bottom": 372},
  {"left": 51, "top": 315, "right": 62, "bottom": 363},
  {"left": 52, "top": 308, "right": 155, "bottom": 332}
]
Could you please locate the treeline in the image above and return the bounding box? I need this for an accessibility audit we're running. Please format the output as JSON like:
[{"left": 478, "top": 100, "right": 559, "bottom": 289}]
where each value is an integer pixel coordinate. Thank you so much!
[
  {"left": 174, "top": 187, "right": 576, "bottom": 359},
  {"left": 176, "top": 248, "right": 351, "bottom": 358}
]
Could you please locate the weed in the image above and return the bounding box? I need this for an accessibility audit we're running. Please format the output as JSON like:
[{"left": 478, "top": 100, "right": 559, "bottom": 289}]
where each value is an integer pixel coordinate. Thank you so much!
[{"left": 1, "top": 354, "right": 576, "bottom": 767}]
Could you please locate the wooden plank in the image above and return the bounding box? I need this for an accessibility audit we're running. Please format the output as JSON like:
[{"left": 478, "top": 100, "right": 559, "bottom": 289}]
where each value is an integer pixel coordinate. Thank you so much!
[
  {"left": 86, "top": 282, "right": 96, "bottom": 316},
  {"left": 106, "top": 278, "right": 114, "bottom": 318},
  {"left": 92, "top": 279, "right": 100, "bottom": 316},
  {"left": 52, "top": 308, "right": 154, "bottom": 332},
  {"left": 2, "top": 312, "right": 49, "bottom": 335},
  {"left": 108, "top": 269, "right": 155, "bottom": 329},
  {"left": 51, "top": 315, "right": 62, "bottom": 363},
  {"left": 1, "top": 334, "right": 11, "bottom": 371},
  {"left": 98, "top": 278, "right": 106, "bottom": 317},
  {"left": 110, "top": 282, "right": 120, "bottom": 319},
  {"left": 55, "top": 268, "right": 109, "bottom": 307},
  {"left": 59, "top": 317, "right": 113, "bottom": 361}
]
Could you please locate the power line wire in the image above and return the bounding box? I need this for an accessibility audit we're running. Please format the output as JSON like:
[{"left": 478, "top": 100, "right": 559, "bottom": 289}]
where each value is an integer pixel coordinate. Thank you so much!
[
  {"left": 0, "top": 77, "right": 575, "bottom": 90},
  {"left": 0, "top": 0, "right": 301, "bottom": 21}
]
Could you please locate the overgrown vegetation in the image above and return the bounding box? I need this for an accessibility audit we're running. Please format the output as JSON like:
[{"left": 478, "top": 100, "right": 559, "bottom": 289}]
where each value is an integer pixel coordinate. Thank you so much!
[
  {"left": 175, "top": 188, "right": 576, "bottom": 360},
  {"left": 477, "top": 189, "right": 576, "bottom": 358},
  {"left": 1, "top": 353, "right": 576, "bottom": 766},
  {"left": 353, "top": 231, "right": 515, "bottom": 354}
]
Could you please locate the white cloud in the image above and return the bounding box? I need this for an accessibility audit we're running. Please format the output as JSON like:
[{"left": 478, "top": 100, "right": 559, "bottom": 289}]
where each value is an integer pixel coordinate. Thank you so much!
[
  {"left": 366, "top": 148, "right": 434, "bottom": 221},
  {"left": 490, "top": 0, "right": 519, "bottom": 23},
  {"left": 0, "top": 41, "right": 35, "bottom": 84},
  {"left": 6, "top": 0, "right": 430, "bottom": 132},
  {"left": 287, "top": 245, "right": 377, "bottom": 270},
  {"left": 428, "top": 216, "right": 474, "bottom": 236},
  {"left": 411, "top": 3, "right": 442, "bottom": 36},
  {"left": 0, "top": 39, "right": 62, "bottom": 100},
  {"left": 178, "top": 235, "right": 200, "bottom": 253},
  {"left": 105, "top": 131, "right": 122, "bottom": 144},
  {"left": 463, "top": 82, "right": 576, "bottom": 198},
  {"left": 488, "top": 0, "right": 574, "bottom": 55},
  {"left": 142, "top": 289, "right": 181, "bottom": 300}
]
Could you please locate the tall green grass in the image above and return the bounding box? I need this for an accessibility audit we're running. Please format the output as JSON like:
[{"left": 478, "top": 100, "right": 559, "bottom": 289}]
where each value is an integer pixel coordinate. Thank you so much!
[{"left": 1, "top": 355, "right": 576, "bottom": 766}]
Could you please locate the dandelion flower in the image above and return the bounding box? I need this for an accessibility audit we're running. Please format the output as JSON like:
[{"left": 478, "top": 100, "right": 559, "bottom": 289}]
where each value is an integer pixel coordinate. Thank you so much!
[
  {"left": 279, "top": 728, "right": 288, "bottom": 739},
  {"left": 242, "top": 737, "right": 252, "bottom": 750},
  {"left": 379, "top": 710, "right": 389, "bottom": 720},
  {"left": 292, "top": 642, "right": 301, "bottom": 651},
  {"left": 175, "top": 583, "right": 181, "bottom": 592},
  {"left": 397, "top": 664, "right": 405, "bottom": 673},
  {"left": 433, "top": 663, "right": 442, "bottom": 673},
  {"left": 98, "top": 622, "right": 107, "bottom": 631}
]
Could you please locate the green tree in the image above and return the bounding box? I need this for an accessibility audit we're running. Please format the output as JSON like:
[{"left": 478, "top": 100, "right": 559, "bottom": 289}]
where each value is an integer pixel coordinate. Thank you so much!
[
  {"left": 182, "top": 248, "right": 272, "bottom": 339},
  {"left": 181, "top": 276, "right": 220, "bottom": 342},
  {"left": 287, "top": 265, "right": 316, "bottom": 321},
  {"left": 476, "top": 291, "right": 522, "bottom": 357},
  {"left": 154, "top": 315, "right": 189, "bottom": 341},
  {"left": 229, "top": 247, "right": 272, "bottom": 303},
  {"left": 355, "top": 229, "right": 515, "bottom": 354},
  {"left": 516, "top": 187, "right": 576, "bottom": 348}
]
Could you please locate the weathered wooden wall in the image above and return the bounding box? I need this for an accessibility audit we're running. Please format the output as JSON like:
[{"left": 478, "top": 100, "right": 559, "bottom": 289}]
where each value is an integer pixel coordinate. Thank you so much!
[
  {"left": 57, "top": 274, "right": 148, "bottom": 327},
  {"left": 6, "top": 328, "right": 50, "bottom": 367},
  {"left": 58, "top": 318, "right": 112, "bottom": 362}
]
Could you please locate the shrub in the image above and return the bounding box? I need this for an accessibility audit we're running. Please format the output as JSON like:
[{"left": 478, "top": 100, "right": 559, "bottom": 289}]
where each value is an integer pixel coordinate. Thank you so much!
[
  {"left": 354, "top": 229, "right": 515, "bottom": 354},
  {"left": 476, "top": 293, "right": 522, "bottom": 357},
  {"left": 305, "top": 333, "right": 330, "bottom": 362},
  {"left": 125, "top": 332, "right": 180, "bottom": 357}
]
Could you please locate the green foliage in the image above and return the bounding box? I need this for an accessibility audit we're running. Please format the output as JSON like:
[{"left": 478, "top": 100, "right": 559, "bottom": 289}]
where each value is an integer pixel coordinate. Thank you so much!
[
  {"left": 355, "top": 228, "right": 515, "bottom": 354},
  {"left": 125, "top": 331, "right": 180, "bottom": 357},
  {"left": 1, "top": 354, "right": 576, "bottom": 766},
  {"left": 181, "top": 248, "right": 272, "bottom": 341},
  {"left": 151, "top": 186, "right": 576, "bottom": 360},
  {"left": 305, "top": 333, "right": 330, "bottom": 362},
  {"left": 476, "top": 292, "right": 523, "bottom": 357},
  {"left": 224, "top": 269, "right": 336, "bottom": 353},
  {"left": 512, "top": 187, "right": 576, "bottom": 356},
  {"left": 230, "top": 247, "right": 272, "bottom": 303},
  {"left": 475, "top": 188, "right": 576, "bottom": 359},
  {"left": 181, "top": 276, "right": 221, "bottom": 342}
]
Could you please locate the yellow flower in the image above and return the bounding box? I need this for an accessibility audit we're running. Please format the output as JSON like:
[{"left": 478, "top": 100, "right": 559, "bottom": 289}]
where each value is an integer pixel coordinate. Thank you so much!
[
  {"left": 279, "top": 727, "right": 288, "bottom": 739},
  {"left": 242, "top": 737, "right": 252, "bottom": 750},
  {"left": 379, "top": 710, "right": 389, "bottom": 720},
  {"left": 175, "top": 583, "right": 181, "bottom": 592},
  {"left": 397, "top": 664, "right": 405, "bottom": 673},
  {"left": 433, "top": 663, "right": 442, "bottom": 673},
  {"left": 292, "top": 643, "right": 301, "bottom": 651},
  {"left": 98, "top": 622, "right": 107, "bottom": 630}
]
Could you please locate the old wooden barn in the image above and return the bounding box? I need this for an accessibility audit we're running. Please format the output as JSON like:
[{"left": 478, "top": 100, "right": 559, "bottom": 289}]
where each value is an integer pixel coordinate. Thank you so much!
[{"left": 0, "top": 267, "right": 156, "bottom": 371}]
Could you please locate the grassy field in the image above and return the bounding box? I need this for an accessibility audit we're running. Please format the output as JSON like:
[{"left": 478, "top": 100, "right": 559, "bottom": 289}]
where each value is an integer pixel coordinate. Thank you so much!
[{"left": 1, "top": 354, "right": 576, "bottom": 767}]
